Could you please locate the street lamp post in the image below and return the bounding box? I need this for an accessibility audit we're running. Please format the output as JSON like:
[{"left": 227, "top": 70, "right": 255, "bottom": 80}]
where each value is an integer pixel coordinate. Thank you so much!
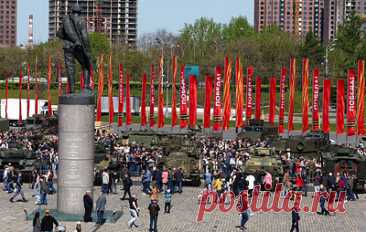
[{"left": 325, "top": 39, "right": 337, "bottom": 79}]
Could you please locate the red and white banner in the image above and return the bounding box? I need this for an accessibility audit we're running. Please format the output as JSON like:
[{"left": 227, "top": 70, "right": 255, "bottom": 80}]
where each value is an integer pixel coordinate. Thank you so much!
[
  {"left": 141, "top": 73, "right": 147, "bottom": 126},
  {"left": 5, "top": 77, "right": 8, "bottom": 119},
  {"left": 255, "top": 76, "right": 261, "bottom": 120},
  {"left": 80, "top": 70, "right": 85, "bottom": 92},
  {"left": 223, "top": 57, "right": 232, "bottom": 130},
  {"left": 157, "top": 55, "right": 164, "bottom": 128},
  {"left": 118, "top": 64, "right": 124, "bottom": 127},
  {"left": 312, "top": 68, "right": 320, "bottom": 131},
  {"left": 278, "top": 68, "right": 287, "bottom": 133},
  {"left": 357, "top": 60, "right": 365, "bottom": 135},
  {"left": 269, "top": 77, "right": 276, "bottom": 125},
  {"left": 246, "top": 66, "right": 254, "bottom": 123},
  {"left": 189, "top": 75, "right": 197, "bottom": 128},
  {"left": 96, "top": 55, "right": 104, "bottom": 122},
  {"left": 336, "top": 80, "right": 345, "bottom": 135},
  {"left": 235, "top": 57, "right": 244, "bottom": 128},
  {"left": 301, "top": 58, "right": 309, "bottom": 133},
  {"left": 149, "top": 65, "right": 155, "bottom": 127},
  {"left": 27, "top": 63, "right": 31, "bottom": 118},
  {"left": 288, "top": 57, "right": 296, "bottom": 132},
  {"left": 347, "top": 68, "right": 356, "bottom": 136},
  {"left": 171, "top": 56, "right": 178, "bottom": 127},
  {"left": 213, "top": 66, "right": 222, "bottom": 131},
  {"left": 322, "top": 79, "right": 331, "bottom": 133},
  {"left": 35, "top": 61, "right": 39, "bottom": 114},
  {"left": 204, "top": 75, "right": 213, "bottom": 129},
  {"left": 180, "top": 65, "right": 188, "bottom": 128},
  {"left": 108, "top": 55, "right": 114, "bottom": 124},
  {"left": 19, "top": 66, "right": 23, "bottom": 125},
  {"left": 126, "top": 73, "right": 131, "bottom": 125},
  {"left": 47, "top": 56, "right": 52, "bottom": 117}
]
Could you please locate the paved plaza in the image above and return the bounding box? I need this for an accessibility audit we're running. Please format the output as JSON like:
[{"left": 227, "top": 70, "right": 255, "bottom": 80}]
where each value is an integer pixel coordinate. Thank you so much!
[{"left": 1, "top": 185, "right": 366, "bottom": 232}]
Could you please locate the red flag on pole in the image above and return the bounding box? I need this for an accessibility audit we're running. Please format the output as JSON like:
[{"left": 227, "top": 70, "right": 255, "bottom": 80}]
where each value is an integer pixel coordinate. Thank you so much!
[
  {"left": 19, "top": 66, "right": 23, "bottom": 126},
  {"left": 180, "top": 65, "right": 188, "bottom": 128},
  {"left": 288, "top": 57, "right": 296, "bottom": 132},
  {"left": 108, "top": 55, "right": 114, "bottom": 124},
  {"left": 204, "top": 75, "right": 213, "bottom": 129},
  {"left": 255, "top": 76, "right": 262, "bottom": 120},
  {"left": 149, "top": 65, "right": 155, "bottom": 127},
  {"left": 80, "top": 70, "right": 85, "bottom": 93},
  {"left": 141, "top": 73, "right": 147, "bottom": 126},
  {"left": 35, "top": 59, "right": 39, "bottom": 114},
  {"left": 126, "top": 73, "right": 131, "bottom": 125},
  {"left": 5, "top": 77, "right": 8, "bottom": 119},
  {"left": 90, "top": 64, "right": 94, "bottom": 91},
  {"left": 47, "top": 56, "right": 52, "bottom": 117},
  {"left": 57, "top": 63, "right": 62, "bottom": 97},
  {"left": 312, "top": 68, "right": 320, "bottom": 131},
  {"left": 158, "top": 55, "right": 164, "bottom": 128},
  {"left": 235, "top": 58, "right": 244, "bottom": 128},
  {"left": 223, "top": 57, "right": 232, "bottom": 130},
  {"left": 347, "top": 68, "right": 356, "bottom": 136},
  {"left": 246, "top": 66, "right": 254, "bottom": 123},
  {"left": 171, "top": 56, "right": 178, "bottom": 127},
  {"left": 118, "top": 64, "right": 124, "bottom": 127},
  {"left": 96, "top": 55, "right": 104, "bottom": 122},
  {"left": 213, "top": 66, "right": 223, "bottom": 131},
  {"left": 27, "top": 63, "right": 31, "bottom": 118},
  {"left": 357, "top": 60, "right": 365, "bottom": 135},
  {"left": 301, "top": 58, "right": 309, "bottom": 133},
  {"left": 322, "top": 79, "right": 331, "bottom": 133},
  {"left": 189, "top": 75, "right": 197, "bottom": 128},
  {"left": 269, "top": 77, "right": 276, "bottom": 125},
  {"left": 336, "top": 80, "right": 345, "bottom": 135},
  {"left": 279, "top": 68, "right": 287, "bottom": 133}
]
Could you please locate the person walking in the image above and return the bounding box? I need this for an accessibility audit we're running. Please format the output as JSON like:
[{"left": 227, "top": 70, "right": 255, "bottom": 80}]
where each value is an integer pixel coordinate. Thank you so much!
[
  {"left": 317, "top": 187, "right": 330, "bottom": 216},
  {"left": 121, "top": 174, "right": 132, "bottom": 200},
  {"left": 128, "top": 194, "right": 139, "bottom": 228},
  {"left": 290, "top": 206, "right": 300, "bottom": 232},
  {"left": 9, "top": 172, "right": 27, "bottom": 202},
  {"left": 101, "top": 169, "right": 109, "bottom": 194},
  {"left": 164, "top": 189, "right": 172, "bottom": 213},
  {"left": 38, "top": 176, "right": 48, "bottom": 205},
  {"left": 96, "top": 192, "right": 107, "bottom": 225},
  {"left": 174, "top": 168, "right": 184, "bottom": 193},
  {"left": 32, "top": 211, "right": 41, "bottom": 232},
  {"left": 237, "top": 193, "right": 249, "bottom": 231},
  {"left": 40, "top": 210, "right": 59, "bottom": 232},
  {"left": 83, "top": 191, "right": 93, "bottom": 222},
  {"left": 148, "top": 200, "right": 160, "bottom": 232}
]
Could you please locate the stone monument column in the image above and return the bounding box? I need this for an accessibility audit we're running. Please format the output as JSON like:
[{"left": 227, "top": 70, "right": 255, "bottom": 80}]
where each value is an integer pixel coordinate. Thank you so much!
[{"left": 57, "top": 95, "right": 95, "bottom": 215}]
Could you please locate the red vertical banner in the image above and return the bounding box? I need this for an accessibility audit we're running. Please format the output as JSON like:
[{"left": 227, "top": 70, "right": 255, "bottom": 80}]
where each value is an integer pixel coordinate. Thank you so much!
[
  {"left": 269, "top": 77, "right": 276, "bottom": 125},
  {"left": 5, "top": 77, "right": 8, "bottom": 119},
  {"left": 336, "top": 80, "right": 345, "bottom": 135},
  {"left": 108, "top": 55, "right": 114, "bottom": 124},
  {"left": 90, "top": 64, "right": 94, "bottom": 91},
  {"left": 223, "top": 57, "right": 232, "bottom": 130},
  {"left": 27, "top": 63, "right": 31, "bottom": 118},
  {"left": 171, "top": 56, "right": 178, "bottom": 127},
  {"left": 118, "top": 64, "right": 124, "bottom": 127},
  {"left": 312, "top": 68, "right": 320, "bottom": 131},
  {"left": 278, "top": 68, "right": 287, "bottom": 133},
  {"left": 180, "top": 65, "right": 188, "bottom": 128},
  {"left": 126, "top": 73, "right": 131, "bottom": 125},
  {"left": 149, "top": 65, "right": 155, "bottom": 127},
  {"left": 347, "top": 68, "right": 356, "bottom": 136},
  {"left": 204, "top": 75, "right": 213, "bottom": 128},
  {"left": 288, "top": 57, "right": 296, "bottom": 132},
  {"left": 157, "top": 55, "right": 164, "bottom": 128},
  {"left": 19, "top": 66, "right": 23, "bottom": 126},
  {"left": 235, "top": 58, "right": 244, "bottom": 128},
  {"left": 357, "top": 60, "right": 365, "bottom": 135},
  {"left": 80, "top": 70, "right": 85, "bottom": 92},
  {"left": 255, "top": 76, "right": 262, "bottom": 120},
  {"left": 57, "top": 63, "right": 62, "bottom": 97},
  {"left": 213, "top": 66, "right": 222, "bottom": 131},
  {"left": 141, "top": 73, "right": 147, "bottom": 126},
  {"left": 47, "top": 56, "right": 52, "bottom": 117},
  {"left": 189, "top": 75, "right": 197, "bottom": 128},
  {"left": 35, "top": 60, "right": 39, "bottom": 114},
  {"left": 322, "top": 79, "right": 331, "bottom": 133},
  {"left": 301, "top": 58, "right": 309, "bottom": 133},
  {"left": 246, "top": 66, "right": 254, "bottom": 123},
  {"left": 96, "top": 55, "right": 104, "bottom": 122},
  {"left": 66, "top": 79, "right": 71, "bottom": 94}
]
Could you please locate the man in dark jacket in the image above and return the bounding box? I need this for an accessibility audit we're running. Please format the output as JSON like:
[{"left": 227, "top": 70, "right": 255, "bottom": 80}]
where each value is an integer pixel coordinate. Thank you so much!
[
  {"left": 148, "top": 200, "right": 160, "bottom": 232},
  {"left": 326, "top": 172, "right": 336, "bottom": 192},
  {"left": 174, "top": 168, "right": 184, "bottom": 193},
  {"left": 83, "top": 191, "right": 93, "bottom": 222},
  {"left": 121, "top": 174, "right": 132, "bottom": 200},
  {"left": 290, "top": 206, "right": 300, "bottom": 232},
  {"left": 9, "top": 172, "right": 27, "bottom": 202},
  {"left": 40, "top": 210, "right": 58, "bottom": 232}
]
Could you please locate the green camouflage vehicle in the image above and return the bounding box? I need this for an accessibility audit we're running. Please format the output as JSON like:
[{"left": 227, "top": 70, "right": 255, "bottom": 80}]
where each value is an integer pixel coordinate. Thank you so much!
[
  {"left": 322, "top": 145, "right": 366, "bottom": 193},
  {"left": 237, "top": 119, "right": 278, "bottom": 141},
  {"left": 242, "top": 147, "right": 284, "bottom": 180}
]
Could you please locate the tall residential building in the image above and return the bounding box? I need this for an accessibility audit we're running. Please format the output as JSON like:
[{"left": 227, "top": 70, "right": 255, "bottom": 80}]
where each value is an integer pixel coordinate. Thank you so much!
[
  {"left": 49, "top": 0, "right": 138, "bottom": 47},
  {"left": 323, "top": 0, "right": 366, "bottom": 42},
  {"left": 0, "top": 0, "right": 17, "bottom": 47},
  {"left": 254, "top": 0, "right": 324, "bottom": 39}
]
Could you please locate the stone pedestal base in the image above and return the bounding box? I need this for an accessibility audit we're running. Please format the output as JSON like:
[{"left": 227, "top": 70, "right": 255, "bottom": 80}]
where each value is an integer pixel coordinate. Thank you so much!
[{"left": 57, "top": 95, "right": 95, "bottom": 215}]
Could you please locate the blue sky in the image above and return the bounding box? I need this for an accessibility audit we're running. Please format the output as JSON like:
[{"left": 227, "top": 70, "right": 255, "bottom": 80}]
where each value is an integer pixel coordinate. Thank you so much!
[{"left": 17, "top": 0, "right": 254, "bottom": 45}]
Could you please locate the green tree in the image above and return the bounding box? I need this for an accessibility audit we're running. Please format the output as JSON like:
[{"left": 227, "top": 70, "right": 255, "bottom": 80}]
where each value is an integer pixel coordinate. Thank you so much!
[
  {"left": 222, "top": 16, "right": 254, "bottom": 43},
  {"left": 299, "top": 31, "right": 324, "bottom": 65},
  {"left": 89, "top": 32, "right": 110, "bottom": 61}
]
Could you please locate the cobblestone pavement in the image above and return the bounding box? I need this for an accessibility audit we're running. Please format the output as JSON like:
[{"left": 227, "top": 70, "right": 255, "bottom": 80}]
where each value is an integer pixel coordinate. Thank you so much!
[{"left": 1, "top": 185, "right": 366, "bottom": 232}]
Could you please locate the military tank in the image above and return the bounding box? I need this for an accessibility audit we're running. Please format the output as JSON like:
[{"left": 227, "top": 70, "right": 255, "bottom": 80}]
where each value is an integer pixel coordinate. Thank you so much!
[
  {"left": 322, "top": 145, "right": 366, "bottom": 193},
  {"left": 237, "top": 119, "right": 278, "bottom": 141},
  {"left": 0, "top": 149, "right": 37, "bottom": 182},
  {"left": 242, "top": 147, "right": 284, "bottom": 180}
]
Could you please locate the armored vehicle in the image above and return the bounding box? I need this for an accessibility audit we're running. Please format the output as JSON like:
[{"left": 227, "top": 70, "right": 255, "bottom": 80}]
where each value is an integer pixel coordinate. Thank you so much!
[
  {"left": 242, "top": 147, "right": 284, "bottom": 180},
  {"left": 322, "top": 145, "right": 366, "bottom": 192},
  {"left": 237, "top": 119, "right": 278, "bottom": 141},
  {"left": 0, "top": 149, "right": 36, "bottom": 182}
]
